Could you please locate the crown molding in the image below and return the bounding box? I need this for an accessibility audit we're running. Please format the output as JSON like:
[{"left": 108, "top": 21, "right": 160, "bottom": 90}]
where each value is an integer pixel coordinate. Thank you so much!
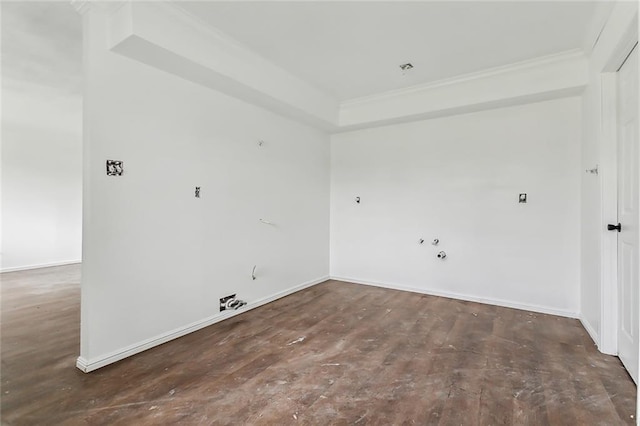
[
  {"left": 158, "top": 1, "right": 267, "bottom": 58},
  {"left": 70, "top": 0, "right": 128, "bottom": 16},
  {"left": 338, "top": 49, "right": 587, "bottom": 129},
  {"left": 341, "top": 49, "right": 585, "bottom": 108},
  {"left": 94, "top": 0, "right": 589, "bottom": 132},
  {"left": 106, "top": 1, "right": 339, "bottom": 129},
  {"left": 335, "top": 86, "right": 585, "bottom": 134},
  {"left": 162, "top": 1, "right": 335, "bottom": 99},
  {"left": 583, "top": 1, "right": 616, "bottom": 55},
  {"left": 69, "top": 0, "right": 91, "bottom": 15}
]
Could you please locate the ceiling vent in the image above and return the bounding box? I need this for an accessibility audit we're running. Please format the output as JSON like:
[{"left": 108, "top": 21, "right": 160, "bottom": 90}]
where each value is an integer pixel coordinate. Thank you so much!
[{"left": 399, "top": 63, "right": 414, "bottom": 72}]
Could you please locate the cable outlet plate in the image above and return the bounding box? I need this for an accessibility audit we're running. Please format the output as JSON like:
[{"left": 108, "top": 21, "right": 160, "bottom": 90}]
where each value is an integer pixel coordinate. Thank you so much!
[{"left": 220, "top": 294, "right": 236, "bottom": 312}]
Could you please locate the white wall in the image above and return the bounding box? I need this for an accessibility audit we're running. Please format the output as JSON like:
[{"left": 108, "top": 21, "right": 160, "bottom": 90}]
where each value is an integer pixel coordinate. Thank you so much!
[
  {"left": 580, "top": 1, "right": 638, "bottom": 352},
  {"left": 1, "top": 3, "right": 82, "bottom": 271},
  {"left": 79, "top": 8, "right": 329, "bottom": 369},
  {"left": 331, "top": 97, "right": 582, "bottom": 316},
  {"left": 78, "top": 2, "right": 618, "bottom": 371}
]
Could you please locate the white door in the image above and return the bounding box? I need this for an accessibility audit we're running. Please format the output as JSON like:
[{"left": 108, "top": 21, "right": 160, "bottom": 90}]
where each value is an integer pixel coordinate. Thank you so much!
[{"left": 616, "top": 43, "right": 639, "bottom": 384}]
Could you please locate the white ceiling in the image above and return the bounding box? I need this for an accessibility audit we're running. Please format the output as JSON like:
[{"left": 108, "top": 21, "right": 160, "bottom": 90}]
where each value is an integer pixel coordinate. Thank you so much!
[{"left": 175, "top": 1, "right": 601, "bottom": 101}]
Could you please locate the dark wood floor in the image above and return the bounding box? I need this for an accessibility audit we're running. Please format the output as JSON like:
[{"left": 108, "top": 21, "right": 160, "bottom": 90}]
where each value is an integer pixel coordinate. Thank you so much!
[{"left": 1, "top": 265, "right": 636, "bottom": 425}]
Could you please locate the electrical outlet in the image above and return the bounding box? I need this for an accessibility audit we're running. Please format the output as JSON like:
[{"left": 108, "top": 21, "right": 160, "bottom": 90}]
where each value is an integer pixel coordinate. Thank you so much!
[
  {"left": 106, "top": 160, "right": 123, "bottom": 176},
  {"left": 220, "top": 294, "right": 236, "bottom": 312}
]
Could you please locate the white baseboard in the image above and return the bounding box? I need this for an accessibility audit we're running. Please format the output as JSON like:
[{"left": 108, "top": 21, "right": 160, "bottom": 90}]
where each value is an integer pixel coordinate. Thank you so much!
[
  {"left": 330, "top": 275, "right": 579, "bottom": 319},
  {"left": 1, "top": 260, "right": 81, "bottom": 273},
  {"left": 76, "top": 275, "right": 329, "bottom": 373},
  {"left": 579, "top": 314, "right": 605, "bottom": 352}
]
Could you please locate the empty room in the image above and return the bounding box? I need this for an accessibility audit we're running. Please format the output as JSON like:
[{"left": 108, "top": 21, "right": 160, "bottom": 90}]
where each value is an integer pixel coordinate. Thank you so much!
[{"left": 2, "top": 0, "right": 639, "bottom": 424}]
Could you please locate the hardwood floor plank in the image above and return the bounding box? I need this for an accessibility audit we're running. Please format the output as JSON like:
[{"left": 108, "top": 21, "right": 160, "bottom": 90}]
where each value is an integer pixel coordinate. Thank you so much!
[{"left": 1, "top": 265, "right": 636, "bottom": 425}]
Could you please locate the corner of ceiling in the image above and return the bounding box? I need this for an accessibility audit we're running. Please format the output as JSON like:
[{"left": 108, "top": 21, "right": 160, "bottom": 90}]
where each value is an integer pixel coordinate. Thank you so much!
[
  {"left": 105, "top": 1, "right": 340, "bottom": 130},
  {"left": 99, "top": 1, "right": 589, "bottom": 135}
]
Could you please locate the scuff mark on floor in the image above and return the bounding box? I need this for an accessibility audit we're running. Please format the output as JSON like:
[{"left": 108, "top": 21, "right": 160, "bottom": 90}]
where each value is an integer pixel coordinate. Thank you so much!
[{"left": 287, "top": 336, "right": 306, "bottom": 346}]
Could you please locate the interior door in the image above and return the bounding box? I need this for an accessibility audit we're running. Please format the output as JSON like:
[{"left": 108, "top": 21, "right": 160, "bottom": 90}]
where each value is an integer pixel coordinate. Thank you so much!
[{"left": 616, "top": 43, "right": 639, "bottom": 384}]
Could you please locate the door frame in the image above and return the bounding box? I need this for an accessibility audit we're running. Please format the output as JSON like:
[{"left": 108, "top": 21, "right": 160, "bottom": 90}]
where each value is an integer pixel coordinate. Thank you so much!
[{"left": 600, "top": 16, "right": 638, "bottom": 356}]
